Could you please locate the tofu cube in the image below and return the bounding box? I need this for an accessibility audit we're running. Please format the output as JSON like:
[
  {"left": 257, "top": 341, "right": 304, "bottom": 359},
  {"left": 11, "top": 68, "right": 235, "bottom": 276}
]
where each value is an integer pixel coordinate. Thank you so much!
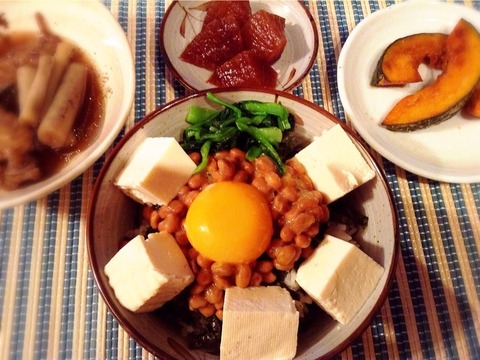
[
  {"left": 295, "top": 234, "right": 384, "bottom": 325},
  {"left": 220, "top": 286, "right": 299, "bottom": 360},
  {"left": 115, "top": 137, "right": 196, "bottom": 205},
  {"left": 293, "top": 124, "right": 376, "bottom": 204},
  {"left": 104, "top": 232, "right": 194, "bottom": 313}
]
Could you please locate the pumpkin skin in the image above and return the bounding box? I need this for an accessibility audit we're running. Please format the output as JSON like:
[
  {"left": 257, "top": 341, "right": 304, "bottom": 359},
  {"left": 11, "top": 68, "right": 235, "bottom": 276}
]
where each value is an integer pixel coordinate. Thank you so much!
[
  {"left": 371, "top": 33, "right": 447, "bottom": 86},
  {"left": 381, "top": 19, "right": 480, "bottom": 132},
  {"left": 464, "top": 83, "right": 480, "bottom": 117}
]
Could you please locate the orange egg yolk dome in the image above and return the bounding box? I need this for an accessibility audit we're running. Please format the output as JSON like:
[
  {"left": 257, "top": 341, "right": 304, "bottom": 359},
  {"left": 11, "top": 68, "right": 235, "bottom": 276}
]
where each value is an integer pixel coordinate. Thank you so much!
[{"left": 184, "top": 181, "right": 273, "bottom": 264}]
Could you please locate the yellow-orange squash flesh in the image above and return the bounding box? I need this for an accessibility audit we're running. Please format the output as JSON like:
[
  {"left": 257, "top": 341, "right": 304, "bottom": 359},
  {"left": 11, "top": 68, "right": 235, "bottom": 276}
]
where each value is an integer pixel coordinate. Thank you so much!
[
  {"left": 464, "top": 82, "right": 480, "bottom": 117},
  {"left": 371, "top": 33, "right": 447, "bottom": 86},
  {"left": 382, "top": 19, "right": 480, "bottom": 132}
]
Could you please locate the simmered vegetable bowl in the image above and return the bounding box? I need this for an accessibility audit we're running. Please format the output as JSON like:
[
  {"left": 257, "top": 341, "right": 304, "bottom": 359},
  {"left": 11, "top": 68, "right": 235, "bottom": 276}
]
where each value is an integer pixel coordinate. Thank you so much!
[
  {"left": 0, "top": 0, "right": 134, "bottom": 209},
  {"left": 88, "top": 89, "right": 398, "bottom": 360}
]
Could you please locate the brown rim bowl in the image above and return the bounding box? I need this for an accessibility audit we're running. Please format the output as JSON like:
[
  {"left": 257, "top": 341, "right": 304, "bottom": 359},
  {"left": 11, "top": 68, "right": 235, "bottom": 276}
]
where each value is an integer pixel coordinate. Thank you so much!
[{"left": 87, "top": 88, "right": 399, "bottom": 359}]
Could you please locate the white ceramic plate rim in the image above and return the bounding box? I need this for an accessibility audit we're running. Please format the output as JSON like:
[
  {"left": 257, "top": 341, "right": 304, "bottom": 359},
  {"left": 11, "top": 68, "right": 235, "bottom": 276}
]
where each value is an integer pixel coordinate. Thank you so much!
[
  {"left": 159, "top": 0, "right": 318, "bottom": 92},
  {"left": 0, "top": 0, "right": 135, "bottom": 209},
  {"left": 337, "top": 0, "right": 480, "bottom": 183}
]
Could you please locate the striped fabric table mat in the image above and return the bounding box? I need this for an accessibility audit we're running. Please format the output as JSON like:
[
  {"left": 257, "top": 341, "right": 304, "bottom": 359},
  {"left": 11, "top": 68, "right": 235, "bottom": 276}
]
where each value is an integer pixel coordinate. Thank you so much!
[{"left": 1, "top": 0, "right": 479, "bottom": 359}]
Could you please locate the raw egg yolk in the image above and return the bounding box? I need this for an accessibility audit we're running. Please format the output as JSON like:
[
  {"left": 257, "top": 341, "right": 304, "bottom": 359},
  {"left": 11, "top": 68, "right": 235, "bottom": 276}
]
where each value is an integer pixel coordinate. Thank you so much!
[{"left": 184, "top": 181, "right": 273, "bottom": 264}]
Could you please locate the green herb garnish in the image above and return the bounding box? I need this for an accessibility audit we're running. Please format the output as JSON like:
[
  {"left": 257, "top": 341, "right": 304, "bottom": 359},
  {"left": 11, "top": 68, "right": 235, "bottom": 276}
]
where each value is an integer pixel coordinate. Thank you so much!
[{"left": 181, "top": 92, "right": 295, "bottom": 174}]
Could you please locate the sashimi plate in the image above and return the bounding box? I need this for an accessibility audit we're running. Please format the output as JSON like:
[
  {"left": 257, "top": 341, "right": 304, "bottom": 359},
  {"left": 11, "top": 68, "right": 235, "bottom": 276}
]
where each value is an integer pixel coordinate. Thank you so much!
[
  {"left": 338, "top": 0, "right": 480, "bottom": 183},
  {"left": 159, "top": 0, "right": 318, "bottom": 92}
]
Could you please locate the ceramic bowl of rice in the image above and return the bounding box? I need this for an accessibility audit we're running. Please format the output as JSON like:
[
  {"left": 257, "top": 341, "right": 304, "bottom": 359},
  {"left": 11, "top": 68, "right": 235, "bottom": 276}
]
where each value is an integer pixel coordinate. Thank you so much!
[
  {"left": 0, "top": 0, "right": 134, "bottom": 209},
  {"left": 87, "top": 88, "right": 398, "bottom": 359}
]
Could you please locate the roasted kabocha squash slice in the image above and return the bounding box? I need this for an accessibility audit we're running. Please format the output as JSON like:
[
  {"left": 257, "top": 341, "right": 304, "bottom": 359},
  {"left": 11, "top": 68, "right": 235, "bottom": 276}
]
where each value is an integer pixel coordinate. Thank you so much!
[
  {"left": 371, "top": 33, "right": 447, "bottom": 86},
  {"left": 381, "top": 19, "right": 480, "bottom": 131}
]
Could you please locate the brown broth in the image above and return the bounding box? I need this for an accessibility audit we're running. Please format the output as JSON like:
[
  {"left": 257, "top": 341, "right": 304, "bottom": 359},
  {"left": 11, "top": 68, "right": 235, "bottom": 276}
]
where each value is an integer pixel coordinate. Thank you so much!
[
  {"left": 35, "top": 49, "right": 106, "bottom": 179},
  {"left": 0, "top": 29, "right": 105, "bottom": 189}
]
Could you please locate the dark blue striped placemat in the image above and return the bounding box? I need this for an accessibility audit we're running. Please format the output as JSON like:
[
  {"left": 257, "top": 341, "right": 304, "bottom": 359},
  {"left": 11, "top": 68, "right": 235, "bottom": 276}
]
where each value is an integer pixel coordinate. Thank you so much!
[{"left": 1, "top": 1, "right": 479, "bottom": 359}]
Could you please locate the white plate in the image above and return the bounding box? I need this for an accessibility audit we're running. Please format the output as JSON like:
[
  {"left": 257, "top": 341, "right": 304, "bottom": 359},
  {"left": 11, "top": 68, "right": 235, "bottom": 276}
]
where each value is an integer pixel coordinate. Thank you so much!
[
  {"left": 0, "top": 0, "right": 135, "bottom": 209},
  {"left": 338, "top": 0, "right": 480, "bottom": 183},
  {"left": 159, "top": 0, "right": 318, "bottom": 91}
]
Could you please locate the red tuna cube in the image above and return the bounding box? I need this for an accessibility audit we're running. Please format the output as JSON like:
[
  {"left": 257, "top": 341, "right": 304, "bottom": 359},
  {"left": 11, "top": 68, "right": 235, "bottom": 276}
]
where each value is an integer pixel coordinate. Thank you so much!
[
  {"left": 203, "top": 0, "right": 252, "bottom": 29},
  {"left": 180, "top": 15, "right": 244, "bottom": 71},
  {"left": 242, "top": 10, "right": 287, "bottom": 65},
  {"left": 208, "top": 50, "right": 278, "bottom": 88}
]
